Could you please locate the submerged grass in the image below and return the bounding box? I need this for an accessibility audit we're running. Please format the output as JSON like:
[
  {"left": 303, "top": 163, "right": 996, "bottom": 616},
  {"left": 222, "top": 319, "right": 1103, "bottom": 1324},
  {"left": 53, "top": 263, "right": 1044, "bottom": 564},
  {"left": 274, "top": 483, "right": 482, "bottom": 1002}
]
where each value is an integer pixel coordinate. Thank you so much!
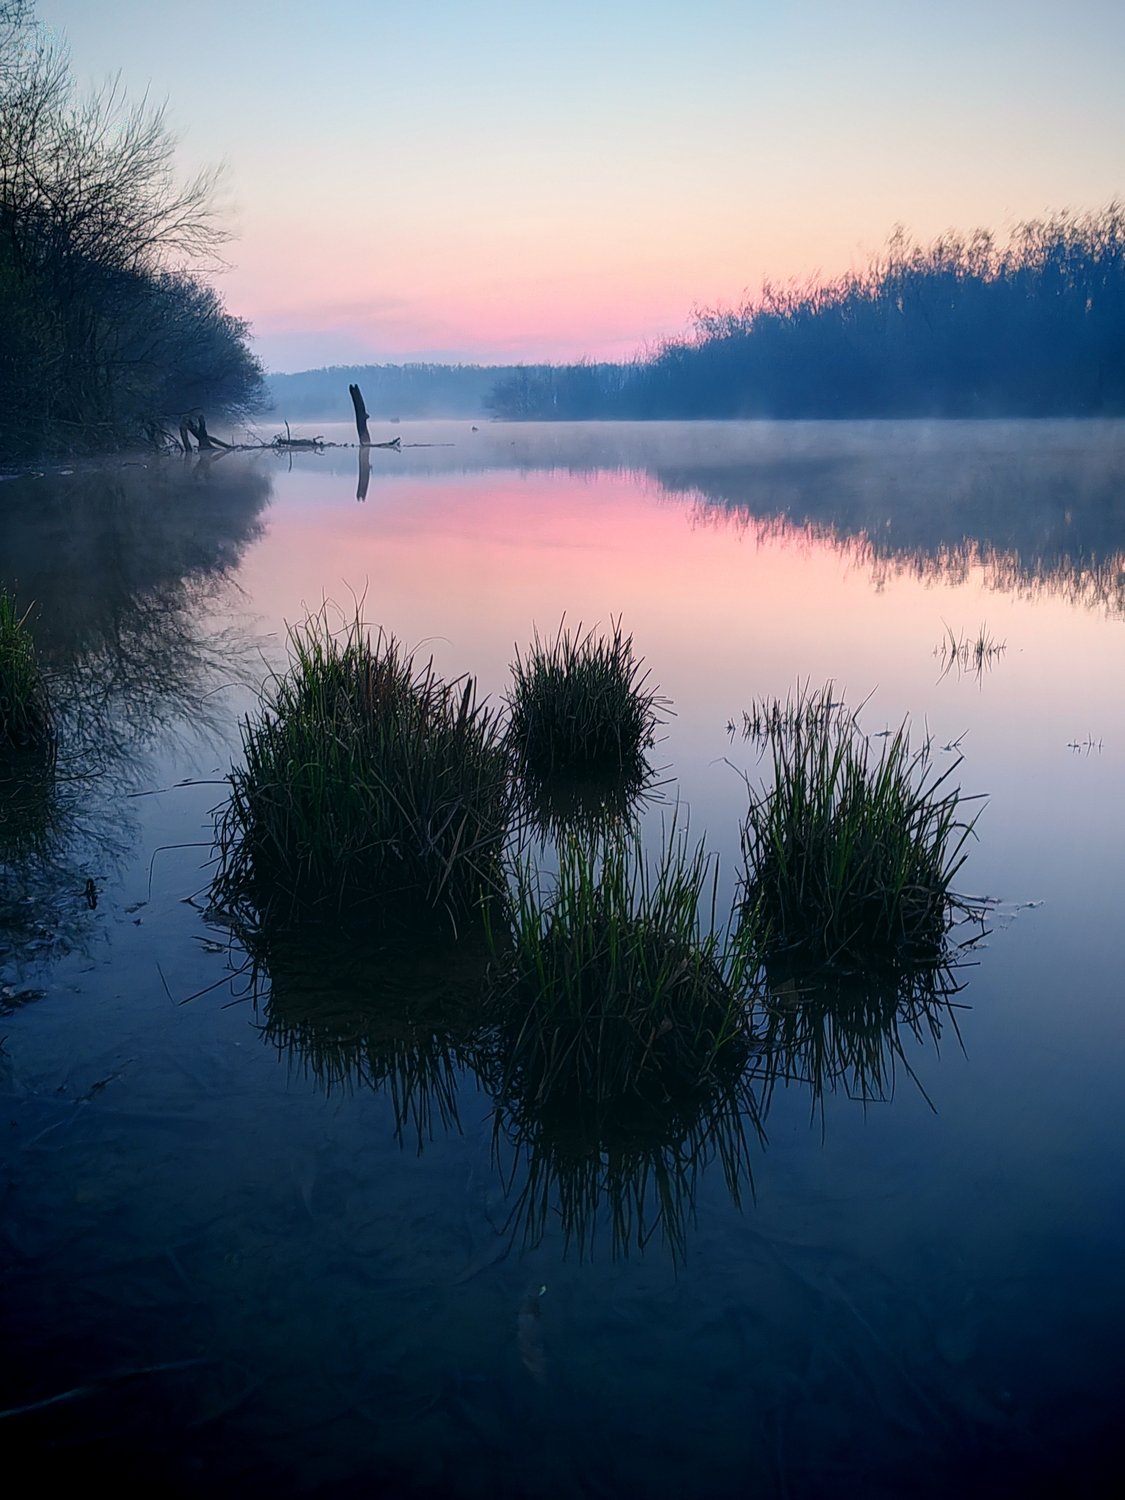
[
  {"left": 738, "top": 683, "right": 983, "bottom": 969},
  {"left": 733, "top": 682, "right": 853, "bottom": 748},
  {"left": 0, "top": 590, "right": 55, "bottom": 759},
  {"left": 506, "top": 617, "right": 665, "bottom": 780},
  {"left": 210, "top": 607, "right": 512, "bottom": 934}
]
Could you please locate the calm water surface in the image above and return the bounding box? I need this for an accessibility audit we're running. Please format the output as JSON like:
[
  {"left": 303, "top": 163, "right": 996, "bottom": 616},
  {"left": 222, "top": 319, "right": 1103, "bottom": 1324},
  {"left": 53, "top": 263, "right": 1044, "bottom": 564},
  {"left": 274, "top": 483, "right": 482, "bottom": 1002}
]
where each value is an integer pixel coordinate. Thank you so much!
[{"left": 2, "top": 421, "right": 1124, "bottom": 1497}]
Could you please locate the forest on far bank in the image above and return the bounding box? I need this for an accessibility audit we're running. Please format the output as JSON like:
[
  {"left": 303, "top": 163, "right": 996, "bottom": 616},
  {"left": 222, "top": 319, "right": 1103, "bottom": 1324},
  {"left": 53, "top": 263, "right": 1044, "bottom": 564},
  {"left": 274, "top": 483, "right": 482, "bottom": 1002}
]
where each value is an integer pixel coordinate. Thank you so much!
[
  {"left": 264, "top": 363, "right": 518, "bottom": 422},
  {"left": 486, "top": 206, "right": 1125, "bottom": 421},
  {"left": 0, "top": 1, "right": 262, "bottom": 462}
]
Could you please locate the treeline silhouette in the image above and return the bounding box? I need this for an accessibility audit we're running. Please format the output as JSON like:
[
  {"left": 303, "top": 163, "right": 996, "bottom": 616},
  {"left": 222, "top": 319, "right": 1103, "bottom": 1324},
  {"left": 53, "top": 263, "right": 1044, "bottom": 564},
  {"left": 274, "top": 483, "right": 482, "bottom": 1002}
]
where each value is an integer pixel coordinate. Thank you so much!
[
  {"left": 266, "top": 362, "right": 538, "bottom": 421},
  {"left": 487, "top": 206, "right": 1125, "bottom": 420},
  {"left": 0, "top": 1, "right": 263, "bottom": 460}
]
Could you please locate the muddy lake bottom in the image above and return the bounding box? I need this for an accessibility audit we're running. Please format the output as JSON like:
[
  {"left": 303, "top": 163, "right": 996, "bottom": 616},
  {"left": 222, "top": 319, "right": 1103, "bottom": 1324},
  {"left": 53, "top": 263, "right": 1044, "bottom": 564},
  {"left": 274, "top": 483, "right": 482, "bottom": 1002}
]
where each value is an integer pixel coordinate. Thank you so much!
[{"left": 2, "top": 420, "right": 1124, "bottom": 1497}]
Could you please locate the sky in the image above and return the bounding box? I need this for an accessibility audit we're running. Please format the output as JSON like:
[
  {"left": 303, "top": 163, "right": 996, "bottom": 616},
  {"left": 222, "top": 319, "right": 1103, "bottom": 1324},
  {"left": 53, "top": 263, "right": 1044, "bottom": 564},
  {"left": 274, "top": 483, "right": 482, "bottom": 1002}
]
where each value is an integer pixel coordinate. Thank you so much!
[{"left": 34, "top": 0, "right": 1125, "bottom": 373}]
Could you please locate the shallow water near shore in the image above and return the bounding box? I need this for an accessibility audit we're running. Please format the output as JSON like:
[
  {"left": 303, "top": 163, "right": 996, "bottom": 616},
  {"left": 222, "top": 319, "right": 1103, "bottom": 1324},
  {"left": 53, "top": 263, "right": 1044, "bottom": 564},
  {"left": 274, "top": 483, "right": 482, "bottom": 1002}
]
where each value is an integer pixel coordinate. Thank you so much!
[{"left": 2, "top": 419, "right": 1124, "bottom": 1497}]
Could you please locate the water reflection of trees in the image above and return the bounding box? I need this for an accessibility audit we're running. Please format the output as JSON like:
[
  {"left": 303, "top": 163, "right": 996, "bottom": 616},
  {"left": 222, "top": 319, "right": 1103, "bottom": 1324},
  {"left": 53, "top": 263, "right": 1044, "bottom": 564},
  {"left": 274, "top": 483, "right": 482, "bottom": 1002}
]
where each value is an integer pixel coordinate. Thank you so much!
[
  {"left": 49, "top": 578, "right": 261, "bottom": 783},
  {"left": 0, "top": 456, "right": 272, "bottom": 970},
  {"left": 1, "top": 457, "right": 269, "bottom": 675},
  {"left": 663, "top": 427, "right": 1125, "bottom": 615}
]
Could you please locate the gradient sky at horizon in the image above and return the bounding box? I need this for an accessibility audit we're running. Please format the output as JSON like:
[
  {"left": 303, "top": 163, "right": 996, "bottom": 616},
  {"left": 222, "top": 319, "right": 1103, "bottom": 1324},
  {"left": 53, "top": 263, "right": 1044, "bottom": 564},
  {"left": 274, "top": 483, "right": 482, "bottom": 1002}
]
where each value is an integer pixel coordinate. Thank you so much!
[{"left": 35, "top": 0, "right": 1125, "bottom": 372}]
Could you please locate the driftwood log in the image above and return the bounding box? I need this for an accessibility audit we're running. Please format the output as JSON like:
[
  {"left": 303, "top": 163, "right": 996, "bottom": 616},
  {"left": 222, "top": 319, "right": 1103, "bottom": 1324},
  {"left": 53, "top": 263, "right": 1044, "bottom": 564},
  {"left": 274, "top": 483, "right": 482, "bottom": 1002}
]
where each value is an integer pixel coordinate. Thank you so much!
[
  {"left": 272, "top": 421, "right": 324, "bottom": 450},
  {"left": 183, "top": 412, "right": 234, "bottom": 452}
]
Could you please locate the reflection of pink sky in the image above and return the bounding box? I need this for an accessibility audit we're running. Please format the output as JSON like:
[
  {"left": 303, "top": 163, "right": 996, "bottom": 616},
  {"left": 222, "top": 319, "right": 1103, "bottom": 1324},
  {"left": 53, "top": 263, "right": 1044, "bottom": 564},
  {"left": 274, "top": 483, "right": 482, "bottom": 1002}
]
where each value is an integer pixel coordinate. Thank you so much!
[{"left": 239, "top": 468, "right": 1125, "bottom": 750}]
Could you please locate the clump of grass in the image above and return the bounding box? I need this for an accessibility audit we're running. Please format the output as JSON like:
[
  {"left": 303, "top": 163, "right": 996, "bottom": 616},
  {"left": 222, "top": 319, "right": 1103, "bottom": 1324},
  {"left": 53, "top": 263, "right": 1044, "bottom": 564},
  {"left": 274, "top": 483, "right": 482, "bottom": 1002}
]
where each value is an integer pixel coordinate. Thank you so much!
[
  {"left": 0, "top": 590, "right": 55, "bottom": 759},
  {"left": 506, "top": 617, "right": 665, "bottom": 780},
  {"left": 490, "top": 826, "right": 749, "bottom": 1119},
  {"left": 738, "top": 684, "right": 982, "bottom": 969},
  {"left": 733, "top": 683, "right": 852, "bottom": 748},
  {"left": 210, "top": 607, "right": 511, "bottom": 934},
  {"left": 935, "top": 622, "right": 1006, "bottom": 681}
]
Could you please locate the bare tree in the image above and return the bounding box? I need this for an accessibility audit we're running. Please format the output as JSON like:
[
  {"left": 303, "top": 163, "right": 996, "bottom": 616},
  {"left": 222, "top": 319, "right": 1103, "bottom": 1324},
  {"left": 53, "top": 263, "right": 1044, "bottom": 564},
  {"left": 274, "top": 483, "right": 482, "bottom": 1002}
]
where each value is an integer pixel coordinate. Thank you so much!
[{"left": 0, "top": 2, "right": 260, "bottom": 456}]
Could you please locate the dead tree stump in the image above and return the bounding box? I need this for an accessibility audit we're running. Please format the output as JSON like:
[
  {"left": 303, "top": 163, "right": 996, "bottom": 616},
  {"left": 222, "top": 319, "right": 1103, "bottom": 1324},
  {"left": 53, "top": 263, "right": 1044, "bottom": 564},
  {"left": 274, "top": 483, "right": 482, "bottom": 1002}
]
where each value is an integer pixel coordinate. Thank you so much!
[{"left": 349, "top": 384, "right": 372, "bottom": 446}]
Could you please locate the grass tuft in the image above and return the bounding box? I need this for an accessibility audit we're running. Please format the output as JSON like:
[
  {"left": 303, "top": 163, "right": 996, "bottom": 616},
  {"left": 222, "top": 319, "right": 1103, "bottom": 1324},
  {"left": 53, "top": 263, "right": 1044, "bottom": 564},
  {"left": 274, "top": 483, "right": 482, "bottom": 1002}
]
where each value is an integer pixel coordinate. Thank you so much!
[
  {"left": 935, "top": 622, "right": 1006, "bottom": 681},
  {"left": 737, "top": 683, "right": 983, "bottom": 969},
  {"left": 490, "top": 825, "right": 749, "bottom": 1119},
  {"left": 0, "top": 589, "right": 55, "bottom": 759},
  {"left": 210, "top": 606, "right": 511, "bottom": 934},
  {"left": 506, "top": 617, "right": 665, "bottom": 781}
]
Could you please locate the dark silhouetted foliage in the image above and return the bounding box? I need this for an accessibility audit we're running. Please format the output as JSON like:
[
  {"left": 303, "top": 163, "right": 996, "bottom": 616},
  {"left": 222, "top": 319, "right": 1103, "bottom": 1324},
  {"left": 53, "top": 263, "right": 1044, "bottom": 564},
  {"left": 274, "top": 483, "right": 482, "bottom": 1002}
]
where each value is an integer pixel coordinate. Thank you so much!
[
  {"left": 211, "top": 609, "right": 512, "bottom": 936},
  {"left": 488, "top": 208, "right": 1125, "bottom": 420},
  {"left": 0, "top": 5, "right": 262, "bottom": 459}
]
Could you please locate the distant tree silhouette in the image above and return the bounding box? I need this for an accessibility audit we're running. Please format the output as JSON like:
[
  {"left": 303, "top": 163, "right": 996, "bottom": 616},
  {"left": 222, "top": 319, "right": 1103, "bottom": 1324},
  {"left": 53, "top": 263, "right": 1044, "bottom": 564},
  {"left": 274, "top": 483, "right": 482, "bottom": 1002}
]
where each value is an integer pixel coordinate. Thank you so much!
[
  {"left": 487, "top": 207, "right": 1125, "bottom": 420},
  {"left": 267, "top": 362, "right": 528, "bottom": 420}
]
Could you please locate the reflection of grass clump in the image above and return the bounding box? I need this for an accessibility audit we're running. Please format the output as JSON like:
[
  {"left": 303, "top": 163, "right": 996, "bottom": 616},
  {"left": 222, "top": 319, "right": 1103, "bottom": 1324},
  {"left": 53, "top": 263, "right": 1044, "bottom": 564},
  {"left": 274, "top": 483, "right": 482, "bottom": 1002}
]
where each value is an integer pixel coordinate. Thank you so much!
[
  {"left": 494, "top": 1074, "right": 759, "bottom": 1264},
  {"left": 751, "top": 958, "right": 968, "bottom": 1117},
  {"left": 506, "top": 618, "right": 663, "bottom": 780},
  {"left": 0, "top": 754, "right": 59, "bottom": 862},
  {"left": 492, "top": 829, "right": 747, "bottom": 1116},
  {"left": 739, "top": 684, "right": 981, "bottom": 969},
  {"left": 0, "top": 591, "right": 55, "bottom": 758},
  {"left": 250, "top": 928, "right": 493, "bottom": 1143},
  {"left": 211, "top": 609, "right": 511, "bottom": 933},
  {"left": 490, "top": 828, "right": 758, "bottom": 1262},
  {"left": 516, "top": 764, "right": 654, "bottom": 843}
]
